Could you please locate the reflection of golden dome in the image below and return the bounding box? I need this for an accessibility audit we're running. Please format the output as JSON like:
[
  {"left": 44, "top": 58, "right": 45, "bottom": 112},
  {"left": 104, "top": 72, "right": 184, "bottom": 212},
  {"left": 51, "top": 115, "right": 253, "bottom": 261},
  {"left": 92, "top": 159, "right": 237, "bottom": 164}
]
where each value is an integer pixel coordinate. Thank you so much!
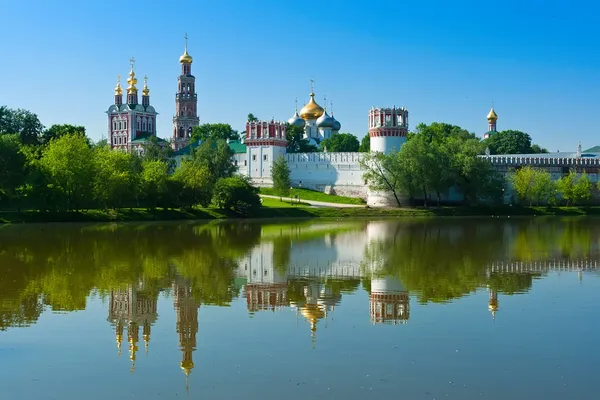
[
  {"left": 301, "top": 304, "right": 325, "bottom": 331},
  {"left": 300, "top": 93, "right": 325, "bottom": 120},
  {"left": 488, "top": 299, "right": 498, "bottom": 312},
  {"left": 181, "top": 360, "right": 195, "bottom": 375},
  {"left": 180, "top": 49, "right": 193, "bottom": 64},
  {"left": 487, "top": 107, "right": 498, "bottom": 122}
]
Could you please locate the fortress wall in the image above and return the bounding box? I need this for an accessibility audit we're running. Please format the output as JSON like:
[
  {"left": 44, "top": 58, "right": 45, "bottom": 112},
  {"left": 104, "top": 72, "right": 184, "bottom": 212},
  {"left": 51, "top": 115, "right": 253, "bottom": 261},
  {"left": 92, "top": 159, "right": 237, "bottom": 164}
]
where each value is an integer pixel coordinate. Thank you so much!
[{"left": 286, "top": 152, "right": 368, "bottom": 198}]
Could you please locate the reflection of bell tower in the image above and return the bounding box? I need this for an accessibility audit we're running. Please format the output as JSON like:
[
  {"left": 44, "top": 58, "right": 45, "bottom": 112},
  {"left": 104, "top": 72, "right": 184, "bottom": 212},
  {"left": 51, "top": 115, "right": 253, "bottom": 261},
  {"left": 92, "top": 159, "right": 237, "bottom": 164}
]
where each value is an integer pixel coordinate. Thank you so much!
[
  {"left": 488, "top": 288, "right": 498, "bottom": 320},
  {"left": 369, "top": 277, "right": 410, "bottom": 325},
  {"left": 108, "top": 283, "right": 158, "bottom": 373},
  {"left": 173, "top": 276, "right": 200, "bottom": 391}
]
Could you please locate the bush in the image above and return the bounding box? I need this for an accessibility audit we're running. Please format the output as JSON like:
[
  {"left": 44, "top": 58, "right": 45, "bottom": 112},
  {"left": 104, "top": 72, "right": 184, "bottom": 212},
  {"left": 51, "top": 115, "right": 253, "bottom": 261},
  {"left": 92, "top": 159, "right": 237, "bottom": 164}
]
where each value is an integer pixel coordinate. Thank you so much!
[{"left": 213, "top": 176, "right": 261, "bottom": 216}]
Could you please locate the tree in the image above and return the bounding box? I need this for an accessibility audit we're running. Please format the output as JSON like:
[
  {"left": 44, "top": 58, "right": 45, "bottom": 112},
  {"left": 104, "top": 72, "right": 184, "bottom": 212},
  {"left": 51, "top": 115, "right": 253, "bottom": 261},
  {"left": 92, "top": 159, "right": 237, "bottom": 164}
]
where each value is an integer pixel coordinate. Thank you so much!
[
  {"left": 42, "top": 124, "right": 86, "bottom": 144},
  {"left": 484, "top": 130, "right": 545, "bottom": 155},
  {"left": 40, "top": 134, "right": 95, "bottom": 211},
  {"left": 0, "top": 106, "right": 44, "bottom": 145},
  {"left": 510, "top": 166, "right": 555, "bottom": 206},
  {"left": 414, "top": 122, "right": 477, "bottom": 143},
  {"left": 213, "top": 176, "right": 261, "bottom": 215},
  {"left": 247, "top": 113, "right": 258, "bottom": 122},
  {"left": 172, "top": 160, "right": 213, "bottom": 208},
  {"left": 0, "top": 134, "right": 26, "bottom": 206},
  {"left": 320, "top": 133, "right": 360, "bottom": 152},
  {"left": 141, "top": 136, "right": 173, "bottom": 164},
  {"left": 191, "top": 123, "right": 239, "bottom": 143},
  {"left": 359, "top": 135, "right": 370, "bottom": 152},
  {"left": 271, "top": 155, "right": 291, "bottom": 200},
  {"left": 191, "top": 139, "right": 236, "bottom": 182},
  {"left": 285, "top": 124, "right": 318, "bottom": 153},
  {"left": 360, "top": 152, "right": 405, "bottom": 206},
  {"left": 139, "top": 160, "right": 170, "bottom": 210},
  {"left": 94, "top": 146, "right": 139, "bottom": 210},
  {"left": 557, "top": 170, "right": 592, "bottom": 206}
]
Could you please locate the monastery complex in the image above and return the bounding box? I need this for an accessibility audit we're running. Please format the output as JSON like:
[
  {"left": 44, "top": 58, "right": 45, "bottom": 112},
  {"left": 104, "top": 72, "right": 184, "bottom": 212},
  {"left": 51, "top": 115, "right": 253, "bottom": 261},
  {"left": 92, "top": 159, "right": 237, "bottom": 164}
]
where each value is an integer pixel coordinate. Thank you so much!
[{"left": 106, "top": 37, "right": 598, "bottom": 206}]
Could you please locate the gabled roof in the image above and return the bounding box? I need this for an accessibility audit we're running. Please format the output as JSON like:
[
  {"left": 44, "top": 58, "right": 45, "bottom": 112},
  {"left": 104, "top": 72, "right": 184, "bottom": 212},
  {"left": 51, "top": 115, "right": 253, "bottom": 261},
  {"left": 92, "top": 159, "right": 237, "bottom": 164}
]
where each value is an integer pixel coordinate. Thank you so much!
[
  {"left": 584, "top": 146, "right": 600, "bottom": 153},
  {"left": 173, "top": 139, "right": 246, "bottom": 156}
]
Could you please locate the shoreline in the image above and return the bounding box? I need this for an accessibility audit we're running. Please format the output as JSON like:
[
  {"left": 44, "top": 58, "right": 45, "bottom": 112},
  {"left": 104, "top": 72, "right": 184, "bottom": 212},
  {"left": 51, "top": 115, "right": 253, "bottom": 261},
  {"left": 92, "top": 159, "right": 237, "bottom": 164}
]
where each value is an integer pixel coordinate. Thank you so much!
[{"left": 1, "top": 204, "right": 599, "bottom": 224}]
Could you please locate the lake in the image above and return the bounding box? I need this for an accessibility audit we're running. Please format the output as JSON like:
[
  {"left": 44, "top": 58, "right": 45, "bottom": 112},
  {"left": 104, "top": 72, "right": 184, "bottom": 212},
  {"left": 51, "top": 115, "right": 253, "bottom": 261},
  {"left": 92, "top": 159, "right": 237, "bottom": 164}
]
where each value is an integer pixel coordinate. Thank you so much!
[{"left": 1, "top": 218, "right": 599, "bottom": 399}]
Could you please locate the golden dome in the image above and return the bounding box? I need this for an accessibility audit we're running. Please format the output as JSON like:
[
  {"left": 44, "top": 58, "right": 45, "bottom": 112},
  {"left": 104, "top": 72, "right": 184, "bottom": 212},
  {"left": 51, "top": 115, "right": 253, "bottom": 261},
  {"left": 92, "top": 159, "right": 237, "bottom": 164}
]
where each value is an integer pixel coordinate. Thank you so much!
[
  {"left": 180, "top": 49, "right": 193, "bottom": 64},
  {"left": 181, "top": 360, "right": 195, "bottom": 375},
  {"left": 127, "top": 68, "right": 138, "bottom": 93},
  {"left": 300, "top": 92, "right": 325, "bottom": 120},
  {"left": 487, "top": 107, "right": 498, "bottom": 122},
  {"left": 142, "top": 75, "right": 150, "bottom": 96},
  {"left": 114, "top": 76, "right": 123, "bottom": 96}
]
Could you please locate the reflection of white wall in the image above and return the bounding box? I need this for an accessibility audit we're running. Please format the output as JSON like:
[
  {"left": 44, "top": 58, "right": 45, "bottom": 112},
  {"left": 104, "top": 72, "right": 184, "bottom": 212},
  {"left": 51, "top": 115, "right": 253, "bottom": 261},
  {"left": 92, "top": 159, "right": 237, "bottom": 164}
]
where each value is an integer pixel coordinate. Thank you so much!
[{"left": 238, "top": 242, "right": 287, "bottom": 285}]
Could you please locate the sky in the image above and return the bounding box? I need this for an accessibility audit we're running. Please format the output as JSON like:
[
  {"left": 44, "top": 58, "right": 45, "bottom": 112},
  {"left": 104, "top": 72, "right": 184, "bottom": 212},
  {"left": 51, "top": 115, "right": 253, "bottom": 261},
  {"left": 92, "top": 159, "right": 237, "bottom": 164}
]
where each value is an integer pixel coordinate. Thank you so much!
[{"left": 0, "top": 0, "right": 598, "bottom": 152}]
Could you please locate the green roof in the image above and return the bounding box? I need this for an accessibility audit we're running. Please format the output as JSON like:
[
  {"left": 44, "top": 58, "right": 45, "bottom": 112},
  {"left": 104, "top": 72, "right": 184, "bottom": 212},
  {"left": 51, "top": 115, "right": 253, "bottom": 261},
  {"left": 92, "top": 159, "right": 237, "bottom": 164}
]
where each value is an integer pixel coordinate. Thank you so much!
[
  {"left": 583, "top": 146, "right": 600, "bottom": 153},
  {"left": 228, "top": 140, "right": 246, "bottom": 154}
]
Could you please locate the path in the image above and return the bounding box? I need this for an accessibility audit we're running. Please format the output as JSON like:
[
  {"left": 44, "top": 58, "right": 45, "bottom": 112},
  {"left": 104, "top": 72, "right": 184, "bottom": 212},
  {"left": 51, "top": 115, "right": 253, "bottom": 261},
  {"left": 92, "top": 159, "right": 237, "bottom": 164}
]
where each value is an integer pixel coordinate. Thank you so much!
[{"left": 259, "top": 194, "right": 366, "bottom": 208}]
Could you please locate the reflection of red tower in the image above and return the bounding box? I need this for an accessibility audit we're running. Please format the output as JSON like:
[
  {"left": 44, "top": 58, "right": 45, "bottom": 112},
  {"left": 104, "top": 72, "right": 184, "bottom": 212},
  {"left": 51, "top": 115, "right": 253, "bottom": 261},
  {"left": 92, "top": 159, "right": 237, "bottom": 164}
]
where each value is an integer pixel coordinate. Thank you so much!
[
  {"left": 245, "top": 283, "right": 288, "bottom": 312},
  {"left": 369, "top": 277, "right": 410, "bottom": 325},
  {"left": 173, "top": 276, "right": 200, "bottom": 391},
  {"left": 488, "top": 288, "right": 498, "bottom": 320}
]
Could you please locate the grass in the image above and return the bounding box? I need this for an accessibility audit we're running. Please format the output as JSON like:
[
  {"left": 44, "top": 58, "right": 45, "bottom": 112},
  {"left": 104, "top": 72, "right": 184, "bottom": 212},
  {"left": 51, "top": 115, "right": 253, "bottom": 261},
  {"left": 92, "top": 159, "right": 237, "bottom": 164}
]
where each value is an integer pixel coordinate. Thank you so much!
[
  {"left": 3, "top": 204, "right": 600, "bottom": 224},
  {"left": 259, "top": 187, "right": 366, "bottom": 205}
]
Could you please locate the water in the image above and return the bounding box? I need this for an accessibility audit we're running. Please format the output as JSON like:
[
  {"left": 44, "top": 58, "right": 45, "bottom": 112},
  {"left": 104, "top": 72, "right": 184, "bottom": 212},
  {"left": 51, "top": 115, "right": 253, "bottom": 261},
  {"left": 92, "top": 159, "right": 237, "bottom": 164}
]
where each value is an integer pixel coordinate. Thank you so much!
[{"left": 1, "top": 218, "right": 599, "bottom": 399}]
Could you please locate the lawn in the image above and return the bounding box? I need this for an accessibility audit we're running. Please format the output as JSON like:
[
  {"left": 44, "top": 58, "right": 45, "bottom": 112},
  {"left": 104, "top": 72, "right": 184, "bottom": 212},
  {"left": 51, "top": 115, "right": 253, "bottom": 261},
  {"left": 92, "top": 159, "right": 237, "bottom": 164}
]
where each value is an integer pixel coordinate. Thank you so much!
[{"left": 259, "top": 187, "right": 366, "bottom": 205}]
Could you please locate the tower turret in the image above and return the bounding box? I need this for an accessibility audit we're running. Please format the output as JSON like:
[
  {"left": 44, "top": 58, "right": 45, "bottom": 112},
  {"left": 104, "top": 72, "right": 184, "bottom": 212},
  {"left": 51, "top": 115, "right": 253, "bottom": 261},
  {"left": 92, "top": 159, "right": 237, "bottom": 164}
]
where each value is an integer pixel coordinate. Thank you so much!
[
  {"left": 114, "top": 76, "right": 123, "bottom": 106},
  {"left": 142, "top": 75, "right": 150, "bottom": 107},
  {"left": 126, "top": 57, "right": 138, "bottom": 105},
  {"left": 172, "top": 33, "right": 200, "bottom": 151},
  {"left": 484, "top": 107, "right": 498, "bottom": 139},
  {"left": 368, "top": 106, "right": 408, "bottom": 154}
]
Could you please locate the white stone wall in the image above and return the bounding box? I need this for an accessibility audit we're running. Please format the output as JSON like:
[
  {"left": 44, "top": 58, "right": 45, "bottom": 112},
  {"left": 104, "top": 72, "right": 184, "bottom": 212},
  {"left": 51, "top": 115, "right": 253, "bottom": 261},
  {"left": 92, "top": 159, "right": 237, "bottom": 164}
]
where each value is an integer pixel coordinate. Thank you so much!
[{"left": 285, "top": 152, "right": 368, "bottom": 198}]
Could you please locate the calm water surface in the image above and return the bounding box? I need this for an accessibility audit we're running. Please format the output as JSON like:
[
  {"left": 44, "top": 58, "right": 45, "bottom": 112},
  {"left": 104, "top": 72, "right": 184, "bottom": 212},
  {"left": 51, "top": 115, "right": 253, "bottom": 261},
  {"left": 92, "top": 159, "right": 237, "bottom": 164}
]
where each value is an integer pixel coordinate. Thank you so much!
[{"left": 1, "top": 218, "right": 599, "bottom": 399}]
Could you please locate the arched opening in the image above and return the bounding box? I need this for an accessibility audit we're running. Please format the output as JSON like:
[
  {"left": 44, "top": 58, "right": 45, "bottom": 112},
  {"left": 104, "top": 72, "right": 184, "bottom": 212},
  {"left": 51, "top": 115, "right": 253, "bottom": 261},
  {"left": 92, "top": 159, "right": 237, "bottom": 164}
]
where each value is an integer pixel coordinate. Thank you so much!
[
  {"left": 187, "top": 127, "right": 193, "bottom": 138},
  {"left": 179, "top": 127, "right": 184, "bottom": 138}
]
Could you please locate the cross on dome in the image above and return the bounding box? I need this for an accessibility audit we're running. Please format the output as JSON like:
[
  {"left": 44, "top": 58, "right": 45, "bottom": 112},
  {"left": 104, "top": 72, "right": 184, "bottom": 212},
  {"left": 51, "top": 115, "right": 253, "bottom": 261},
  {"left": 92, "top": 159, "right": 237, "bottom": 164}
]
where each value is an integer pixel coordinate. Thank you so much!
[{"left": 130, "top": 57, "right": 136, "bottom": 70}]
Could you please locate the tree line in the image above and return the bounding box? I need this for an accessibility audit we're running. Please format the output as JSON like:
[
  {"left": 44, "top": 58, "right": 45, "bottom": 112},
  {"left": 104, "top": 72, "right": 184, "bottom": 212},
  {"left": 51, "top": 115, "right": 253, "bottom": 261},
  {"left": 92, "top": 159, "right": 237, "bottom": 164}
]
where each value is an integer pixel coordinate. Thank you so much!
[{"left": 0, "top": 107, "right": 260, "bottom": 214}]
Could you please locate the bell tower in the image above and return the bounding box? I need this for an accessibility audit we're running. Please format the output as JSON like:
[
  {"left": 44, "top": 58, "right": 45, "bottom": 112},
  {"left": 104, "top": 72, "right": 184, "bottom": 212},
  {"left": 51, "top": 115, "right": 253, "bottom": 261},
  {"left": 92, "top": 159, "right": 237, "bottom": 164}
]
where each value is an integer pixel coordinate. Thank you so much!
[{"left": 172, "top": 33, "right": 200, "bottom": 151}]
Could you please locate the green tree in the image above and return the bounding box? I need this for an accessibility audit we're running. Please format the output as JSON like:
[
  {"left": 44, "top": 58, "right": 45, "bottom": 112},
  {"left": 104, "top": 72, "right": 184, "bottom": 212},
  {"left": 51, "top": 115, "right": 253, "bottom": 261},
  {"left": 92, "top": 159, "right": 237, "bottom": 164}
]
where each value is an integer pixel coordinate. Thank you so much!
[
  {"left": 320, "top": 133, "right": 360, "bottom": 152},
  {"left": 0, "top": 106, "right": 44, "bottom": 145},
  {"left": 360, "top": 151, "right": 405, "bottom": 206},
  {"left": 484, "top": 130, "right": 548, "bottom": 155},
  {"left": 285, "top": 124, "right": 318, "bottom": 153},
  {"left": 358, "top": 135, "right": 370, "bottom": 152},
  {"left": 271, "top": 155, "right": 291, "bottom": 200},
  {"left": 191, "top": 139, "right": 236, "bottom": 181},
  {"left": 0, "top": 134, "right": 26, "bottom": 206},
  {"left": 140, "top": 160, "right": 170, "bottom": 210},
  {"left": 191, "top": 123, "right": 239, "bottom": 143},
  {"left": 247, "top": 113, "right": 258, "bottom": 122},
  {"left": 172, "top": 160, "right": 213, "bottom": 208},
  {"left": 94, "top": 146, "right": 139, "bottom": 210},
  {"left": 510, "top": 166, "right": 555, "bottom": 206},
  {"left": 557, "top": 170, "right": 592, "bottom": 205},
  {"left": 42, "top": 124, "right": 86, "bottom": 144},
  {"left": 213, "top": 176, "right": 261, "bottom": 215},
  {"left": 414, "top": 122, "right": 477, "bottom": 143},
  {"left": 141, "top": 136, "right": 173, "bottom": 164},
  {"left": 530, "top": 144, "right": 549, "bottom": 154},
  {"left": 40, "top": 134, "right": 95, "bottom": 211}
]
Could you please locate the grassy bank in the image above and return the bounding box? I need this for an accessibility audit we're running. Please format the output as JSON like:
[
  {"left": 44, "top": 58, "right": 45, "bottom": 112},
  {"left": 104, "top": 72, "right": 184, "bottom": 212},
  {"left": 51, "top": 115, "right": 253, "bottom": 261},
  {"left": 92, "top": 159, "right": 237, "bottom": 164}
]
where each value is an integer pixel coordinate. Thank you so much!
[
  {"left": 258, "top": 187, "right": 366, "bottom": 205},
  {"left": 2, "top": 202, "right": 600, "bottom": 224}
]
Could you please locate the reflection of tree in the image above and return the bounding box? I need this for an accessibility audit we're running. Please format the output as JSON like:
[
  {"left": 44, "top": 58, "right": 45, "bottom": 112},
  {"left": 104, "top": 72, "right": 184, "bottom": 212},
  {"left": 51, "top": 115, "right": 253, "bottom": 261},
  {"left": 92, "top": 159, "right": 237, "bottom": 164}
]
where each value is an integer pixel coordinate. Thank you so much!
[{"left": 488, "top": 273, "right": 540, "bottom": 295}]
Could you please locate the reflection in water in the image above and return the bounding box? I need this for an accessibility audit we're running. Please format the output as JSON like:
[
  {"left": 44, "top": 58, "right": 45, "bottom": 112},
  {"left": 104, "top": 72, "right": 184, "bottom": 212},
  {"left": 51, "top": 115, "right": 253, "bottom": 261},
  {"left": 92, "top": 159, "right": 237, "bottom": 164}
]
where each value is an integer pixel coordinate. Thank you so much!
[{"left": 1, "top": 218, "right": 600, "bottom": 397}]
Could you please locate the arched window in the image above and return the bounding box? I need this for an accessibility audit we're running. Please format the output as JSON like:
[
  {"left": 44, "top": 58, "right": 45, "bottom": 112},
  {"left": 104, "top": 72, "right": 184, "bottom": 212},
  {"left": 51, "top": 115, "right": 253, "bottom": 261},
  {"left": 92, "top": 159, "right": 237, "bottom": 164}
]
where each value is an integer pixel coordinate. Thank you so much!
[
  {"left": 179, "top": 127, "right": 184, "bottom": 138},
  {"left": 142, "top": 117, "right": 147, "bottom": 132},
  {"left": 187, "top": 127, "right": 193, "bottom": 137},
  {"left": 148, "top": 118, "right": 153, "bottom": 133},
  {"left": 137, "top": 116, "right": 141, "bottom": 131}
]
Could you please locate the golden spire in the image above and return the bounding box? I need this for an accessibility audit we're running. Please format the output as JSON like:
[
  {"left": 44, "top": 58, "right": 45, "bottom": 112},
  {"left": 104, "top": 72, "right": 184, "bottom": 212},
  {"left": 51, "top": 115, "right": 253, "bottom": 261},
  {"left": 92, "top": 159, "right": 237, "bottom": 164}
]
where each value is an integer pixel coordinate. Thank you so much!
[
  {"left": 114, "top": 75, "right": 123, "bottom": 96},
  {"left": 127, "top": 57, "right": 138, "bottom": 93},
  {"left": 142, "top": 75, "right": 150, "bottom": 96},
  {"left": 143, "top": 321, "right": 151, "bottom": 355},
  {"left": 179, "top": 32, "right": 193, "bottom": 64},
  {"left": 116, "top": 322, "right": 123, "bottom": 356},
  {"left": 487, "top": 106, "right": 498, "bottom": 122}
]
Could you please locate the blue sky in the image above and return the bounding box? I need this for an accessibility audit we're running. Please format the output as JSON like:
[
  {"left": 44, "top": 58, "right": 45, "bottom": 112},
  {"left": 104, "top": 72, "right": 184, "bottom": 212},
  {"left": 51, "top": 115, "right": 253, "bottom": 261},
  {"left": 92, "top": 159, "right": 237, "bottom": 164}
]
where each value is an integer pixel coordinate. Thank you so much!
[{"left": 0, "top": 0, "right": 598, "bottom": 151}]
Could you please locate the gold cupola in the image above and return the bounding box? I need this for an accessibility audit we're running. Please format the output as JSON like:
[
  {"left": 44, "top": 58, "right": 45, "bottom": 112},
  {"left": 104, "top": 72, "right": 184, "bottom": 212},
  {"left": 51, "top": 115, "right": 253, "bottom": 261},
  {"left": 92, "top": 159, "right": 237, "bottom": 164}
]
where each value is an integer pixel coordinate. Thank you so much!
[
  {"left": 180, "top": 33, "right": 193, "bottom": 64},
  {"left": 114, "top": 76, "right": 123, "bottom": 96},
  {"left": 300, "top": 92, "right": 325, "bottom": 121},
  {"left": 142, "top": 75, "right": 150, "bottom": 96},
  {"left": 127, "top": 69, "right": 138, "bottom": 94},
  {"left": 487, "top": 107, "right": 498, "bottom": 122}
]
